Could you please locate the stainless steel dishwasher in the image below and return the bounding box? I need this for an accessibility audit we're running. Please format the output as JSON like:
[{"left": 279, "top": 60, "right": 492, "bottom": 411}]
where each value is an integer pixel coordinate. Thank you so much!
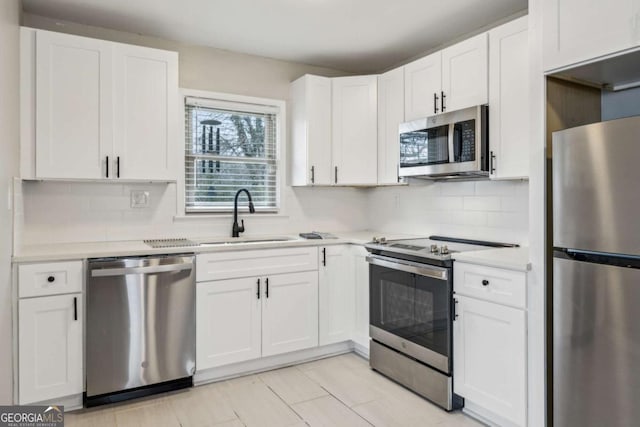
[{"left": 86, "top": 254, "right": 196, "bottom": 407}]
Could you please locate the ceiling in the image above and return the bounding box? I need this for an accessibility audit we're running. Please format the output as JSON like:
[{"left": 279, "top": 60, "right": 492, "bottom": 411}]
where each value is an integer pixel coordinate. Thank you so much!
[{"left": 22, "top": 0, "right": 527, "bottom": 73}]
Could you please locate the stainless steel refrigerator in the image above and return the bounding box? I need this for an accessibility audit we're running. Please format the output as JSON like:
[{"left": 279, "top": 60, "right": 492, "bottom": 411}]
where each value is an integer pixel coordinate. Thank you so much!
[{"left": 553, "top": 116, "right": 640, "bottom": 427}]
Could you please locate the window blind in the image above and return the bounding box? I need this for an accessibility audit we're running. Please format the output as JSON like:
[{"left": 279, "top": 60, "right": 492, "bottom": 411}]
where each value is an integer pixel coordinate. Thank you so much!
[{"left": 184, "top": 97, "right": 279, "bottom": 213}]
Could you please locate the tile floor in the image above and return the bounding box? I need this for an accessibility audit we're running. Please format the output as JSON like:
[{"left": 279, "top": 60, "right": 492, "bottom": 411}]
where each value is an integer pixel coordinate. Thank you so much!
[{"left": 66, "top": 353, "right": 484, "bottom": 427}]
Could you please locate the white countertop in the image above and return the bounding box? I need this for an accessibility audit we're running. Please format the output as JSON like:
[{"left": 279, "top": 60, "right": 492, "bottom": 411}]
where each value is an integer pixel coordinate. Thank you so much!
[
  {"left": 451, "top": 246, "right": 531, "bottom": 272},
  {"left": 13, "top": 230, "right": 419, "bottom": 263}
]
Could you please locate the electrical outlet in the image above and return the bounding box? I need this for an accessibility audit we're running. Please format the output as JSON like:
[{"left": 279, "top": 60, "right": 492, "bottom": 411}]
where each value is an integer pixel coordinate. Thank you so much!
[{"left": 130, "top": 190, "right": 150, "bottom": 208}]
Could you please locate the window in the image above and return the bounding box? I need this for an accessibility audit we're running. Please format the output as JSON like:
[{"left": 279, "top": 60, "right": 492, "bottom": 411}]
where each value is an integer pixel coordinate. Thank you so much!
[{"left": 184, "top": 96, "right": 280, "bottom": 213}]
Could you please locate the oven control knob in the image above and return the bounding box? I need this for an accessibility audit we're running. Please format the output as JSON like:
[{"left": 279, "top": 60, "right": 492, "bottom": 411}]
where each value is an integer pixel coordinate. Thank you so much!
[
  {"left": 440, "top": 245, "right": 449, "bottom": 255},
  {"left": 430, "top": 244, "right": 439, "bottom": 254},
  {"left": 379, "top": 237, "right": 387, "bottom": 244}
]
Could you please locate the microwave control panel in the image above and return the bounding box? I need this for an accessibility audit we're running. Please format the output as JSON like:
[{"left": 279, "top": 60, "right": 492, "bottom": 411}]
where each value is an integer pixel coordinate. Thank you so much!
[{"left": 454, "top": 119, "right": 476, "bottom": 162}]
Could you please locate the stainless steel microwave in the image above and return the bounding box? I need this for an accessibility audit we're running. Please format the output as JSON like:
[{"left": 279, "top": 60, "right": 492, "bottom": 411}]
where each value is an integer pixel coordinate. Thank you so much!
[{"left": 398, "top": 105, "right": 489, "bottom": 180}]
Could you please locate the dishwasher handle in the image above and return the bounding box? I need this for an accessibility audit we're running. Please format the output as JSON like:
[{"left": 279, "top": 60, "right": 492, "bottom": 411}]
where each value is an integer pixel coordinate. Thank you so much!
[{"left": 91, "top": 263, "right": 193, "bottom": 277}]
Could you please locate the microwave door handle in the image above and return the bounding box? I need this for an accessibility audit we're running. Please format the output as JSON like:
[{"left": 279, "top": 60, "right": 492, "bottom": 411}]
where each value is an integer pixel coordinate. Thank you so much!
[
  {"left": 447, "top": 123, "right": 455, "bottom": 163},
  {"left": 453, "top": 123, "right": 461, "bottom": 162}
]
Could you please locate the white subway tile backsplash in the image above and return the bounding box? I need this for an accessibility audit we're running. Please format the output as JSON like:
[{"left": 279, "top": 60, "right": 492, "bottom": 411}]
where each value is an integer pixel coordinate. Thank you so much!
[
  {"left": 501, "top": 196, "right": 529, "bottom": 212},
  {"left": 439, "top": 181, "right": 476, "bottom": 196},
  {"left": 426, "top": 196, "right": 464, "bottom": 211},
  {"left": 475, "top": 180, "right": 519, "bottom": 196},
  {"left": 463, "top": 196, "right": 502, "bottom": 212},
  {"left": 19, "top": 181, "right": 370, "bottom": 245},
  {"left": 442, "top": 211, "right": 488, "bottom": 226},
  {"left": 18, "top": 175, "right": 529, "bottom": 247},
  {"left": 367, "top": 180, "right": 529, "bottom": 245},
  {"left": 487, "top": 212, "right": 529, "bottom": 229}
]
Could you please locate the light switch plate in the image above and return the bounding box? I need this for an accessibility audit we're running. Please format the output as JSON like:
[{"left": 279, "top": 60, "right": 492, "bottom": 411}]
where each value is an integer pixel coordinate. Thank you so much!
[{"left": 130, "top": 190, "right": 150, "bottom": 208}]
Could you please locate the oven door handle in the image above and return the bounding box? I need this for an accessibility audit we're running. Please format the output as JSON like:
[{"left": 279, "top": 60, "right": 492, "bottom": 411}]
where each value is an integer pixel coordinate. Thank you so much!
[{"left": 366, "top": 255, "right": 449, "bottom": 280}]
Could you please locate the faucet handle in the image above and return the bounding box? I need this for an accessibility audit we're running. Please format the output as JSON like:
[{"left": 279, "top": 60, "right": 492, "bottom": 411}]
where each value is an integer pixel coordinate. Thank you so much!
[{"left": 239, "top": 219, "right": 245, "bottom": 233}]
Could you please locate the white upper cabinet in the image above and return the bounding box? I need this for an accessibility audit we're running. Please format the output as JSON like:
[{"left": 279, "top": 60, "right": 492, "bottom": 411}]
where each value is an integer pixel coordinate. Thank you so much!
[
  {"left": 377, "top": 67, "right": 404, "bottom": 184},
  {"left": 489, "top": 16, "right": 530, "bottom": 180},
  {"left": 35, "top": 30, "right": 113, "bottom": 179},
  {"left": 441, "top": 33, "right": 489, "bottom": 113},
  {"left": 23, "top": 28, "right": 179, "bottom": 181},
  {"left": 113, "top": 43, "right": 178, "bottom": 180},
  {"left": 404, "top": 34, "right": 488, "bottom": 121},
  {"left": 318, "top": 245, "right": 355, "bottom": 346},
  {"left": 290, "top": 75, "right": 332, "bottom": 186},
  {"left": 543, "top": 0, "right": 639, "bottom": 71},
  {"left": 332, "top": 75, "right": 378, "bottom": 185},
  {"left": 404, "top": 52, "right": 442, "bottom": 120}
]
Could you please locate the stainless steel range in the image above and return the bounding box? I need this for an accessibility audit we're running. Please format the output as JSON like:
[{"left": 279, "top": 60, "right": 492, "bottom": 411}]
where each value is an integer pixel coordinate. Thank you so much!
[{"left": 365, "top": 235, "right": 517, "bottom": 411}]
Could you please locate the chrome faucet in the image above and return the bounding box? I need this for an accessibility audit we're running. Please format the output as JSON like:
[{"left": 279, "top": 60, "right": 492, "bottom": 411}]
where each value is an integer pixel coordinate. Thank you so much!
[{"left": 232, "top": 188, "right": 256, "bottom": 237}]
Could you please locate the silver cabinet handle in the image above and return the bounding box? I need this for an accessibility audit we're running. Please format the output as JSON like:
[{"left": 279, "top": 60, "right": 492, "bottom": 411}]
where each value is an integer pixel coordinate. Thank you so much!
[{"left": 91, "top": 263, "right": 193, "bottom": 277}]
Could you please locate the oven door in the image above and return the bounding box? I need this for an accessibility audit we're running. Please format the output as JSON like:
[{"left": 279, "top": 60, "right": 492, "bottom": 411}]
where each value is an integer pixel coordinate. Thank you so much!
[{"left": 367, "top": 255, "right": 452, "bottom": 374}]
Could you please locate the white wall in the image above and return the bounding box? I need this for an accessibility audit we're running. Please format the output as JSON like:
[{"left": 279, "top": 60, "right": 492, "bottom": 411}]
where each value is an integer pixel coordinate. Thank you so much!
[
  {"left": 0, "top": 0, "right": 20, "bottom": 405},
  {"left": 22, "top": 13, "right": 349, "bottom": 99},
  {"left": 368, "top": 180, "right": 529, "bottom": 245},
  {"left": 17, "top": 14, "right": 370, "bottom": 246}
]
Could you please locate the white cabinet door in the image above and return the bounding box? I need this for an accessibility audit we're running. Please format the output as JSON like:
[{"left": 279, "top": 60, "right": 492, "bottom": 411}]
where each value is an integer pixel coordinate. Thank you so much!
[
  {"left": 262, "top": 271, "right": 319, "bottom": 357},
  {"left": 113, "top": 43, "right": 179, "bottom": 180},
  {"left": 352, "top": 245, "right": 370, "bottom": 349},
  {"left": 489, "top": 16, "right": 530, "bottom": 180},
  {"left": 543, "top": 0, "right": 637, "bottom": 71},
  {"left": 332, "top": 76, "right": 378, "bottom": 185},
  {"left": 404, "top": 52, "right": 442, "bottom": 121},
  {"left": 19, "top": 294, "right": 83, "bottom": 404},
  {"left": 196, "top": 278, "right": 262, "bottom": 370},
  {"left": 442, "top": 33, "right": 488, "bottom": 113},
  {"left": 454, "top": 295, "right": 526, "bottom": 426},
  {"left": 35, "top": 30, "right": 113, "bottom": 179},
  {"left": 377, "top": 68, "right": 404, "bottom": 184},
  {"left": 319, "top": 245, "right": 354, "bottom": 346},
  {"left": 290, "top": 75, "right": 333, "bottom": 186}
]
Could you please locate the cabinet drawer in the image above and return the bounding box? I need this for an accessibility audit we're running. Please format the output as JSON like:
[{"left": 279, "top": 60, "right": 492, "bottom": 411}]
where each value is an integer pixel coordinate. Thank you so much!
[
  {"left": 18, "top": 261, "right": 83, "bottom": 298},
  {"left": 197, "top": 247, "right": 319, "bottom": 282},
  {"left": 454, "top": 262, "right": 526, "bottom": 308}
]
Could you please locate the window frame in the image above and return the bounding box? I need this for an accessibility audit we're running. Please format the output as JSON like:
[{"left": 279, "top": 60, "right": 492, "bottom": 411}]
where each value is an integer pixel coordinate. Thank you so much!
[{"left": 178, "top": 89, "right": 286, "bottom": 217}]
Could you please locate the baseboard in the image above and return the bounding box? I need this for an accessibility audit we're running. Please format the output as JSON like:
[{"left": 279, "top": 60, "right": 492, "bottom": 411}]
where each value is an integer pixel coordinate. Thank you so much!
[
  {"left": 463, "top": 400, "right": 522, "bottom": 427},
  {"left": 352, "top": 340, "right": 370, "bottom": 359},
  {"left": 29, "top": 393, "right": 84, "bottom": 412},
  {"left": 194, "top": 341, "right": 354, "bottom": 385}
]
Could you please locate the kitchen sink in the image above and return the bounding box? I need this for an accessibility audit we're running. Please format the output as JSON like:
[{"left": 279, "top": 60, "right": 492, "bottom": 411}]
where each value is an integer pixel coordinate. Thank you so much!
[{"left": 198, "top": 237, "right": 298, "bottom": 246}]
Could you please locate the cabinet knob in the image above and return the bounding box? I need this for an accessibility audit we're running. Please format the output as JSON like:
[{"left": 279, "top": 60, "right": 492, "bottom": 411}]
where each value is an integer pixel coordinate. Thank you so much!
[
  {"left": 482, "top": 279, "right": 489, "bottom": 286},
  {"left": 47, "top": 276, "right": 55, "bottom": 283}
]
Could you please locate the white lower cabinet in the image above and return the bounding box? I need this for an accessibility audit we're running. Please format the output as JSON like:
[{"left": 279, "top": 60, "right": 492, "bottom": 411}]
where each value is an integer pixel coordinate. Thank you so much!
[
  {"left": 196, "top": 277, "right": 262, "bottom": 369},
  {"left": 318, "top": 245, "right": 354, "bottom": 346},
  {"left": 352, "top": 245, "right": 370, "bottom": 349},
  {"left": 19, "top": 294, "right": 83, "bottom": 404},
  {"left": 196, "top": 248, "right": 319, "bottom": 371},
  {"left": 262, "top": 271, "right": 319, "bottom": 356},
  {"left": 453, "top": 265, "right": 527, "bottom": 427}
]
